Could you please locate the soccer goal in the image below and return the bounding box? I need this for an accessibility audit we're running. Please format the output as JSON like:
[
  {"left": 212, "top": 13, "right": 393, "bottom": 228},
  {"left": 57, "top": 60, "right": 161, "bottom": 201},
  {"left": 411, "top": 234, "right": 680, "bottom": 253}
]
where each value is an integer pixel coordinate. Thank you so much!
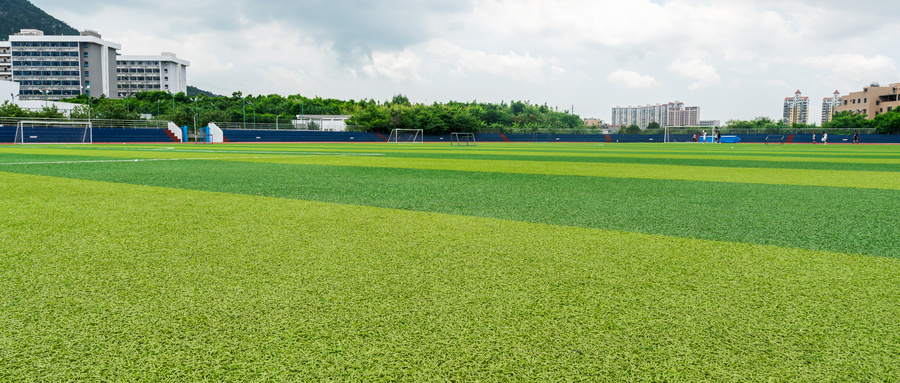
[
  {"left": 451, "top": 132, "right": 476, "bottom": 146},
  {"left": 387, "top": 129, "right": 423, "bottom": 144},
  {"left": 15, "top": 120, "right": 93, "bottom": 144}
]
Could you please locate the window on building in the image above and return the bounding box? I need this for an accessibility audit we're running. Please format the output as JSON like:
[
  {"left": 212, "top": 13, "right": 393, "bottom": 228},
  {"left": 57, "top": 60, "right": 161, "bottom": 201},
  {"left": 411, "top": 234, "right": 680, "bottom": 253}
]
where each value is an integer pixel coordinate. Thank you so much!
[
  {"left": 84, "top": 62, "right": 89, "bottom": 67},
  {"left": 85, "top": 71, "right": 89, "bottom": 77},
  {"left": 84, "top": 52, "right": 88, "bottom": 58}
]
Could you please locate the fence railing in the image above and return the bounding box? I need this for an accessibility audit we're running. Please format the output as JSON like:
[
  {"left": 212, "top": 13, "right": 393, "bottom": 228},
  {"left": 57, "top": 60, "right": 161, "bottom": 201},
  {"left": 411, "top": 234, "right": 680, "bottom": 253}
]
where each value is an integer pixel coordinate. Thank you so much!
[{"left": 0, "top": 117, "right": 170, "bottom": 129}]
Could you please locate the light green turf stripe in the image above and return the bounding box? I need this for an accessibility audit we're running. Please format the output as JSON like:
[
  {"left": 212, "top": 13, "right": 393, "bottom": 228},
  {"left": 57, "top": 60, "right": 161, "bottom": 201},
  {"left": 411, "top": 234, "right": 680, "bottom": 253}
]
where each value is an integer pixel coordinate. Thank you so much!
[
  {"left": 4, "top": 143, "right": 900, "bottom": 165},
  {"left": 2, "top": 172, "right": 900, "bottom": 380},
  {"left": 226, "top": 155, "right": 900, "bottom": 190},
  {"left": 3, "top": 144, "right": 899, "bottom": 189}
]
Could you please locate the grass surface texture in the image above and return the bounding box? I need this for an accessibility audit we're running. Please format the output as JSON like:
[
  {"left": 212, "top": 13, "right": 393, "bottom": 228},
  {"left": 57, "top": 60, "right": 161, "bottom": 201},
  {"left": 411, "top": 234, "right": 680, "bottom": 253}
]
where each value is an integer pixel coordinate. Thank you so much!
[{"left": 1, "top": 142, "right": 899, "bottom": 381}]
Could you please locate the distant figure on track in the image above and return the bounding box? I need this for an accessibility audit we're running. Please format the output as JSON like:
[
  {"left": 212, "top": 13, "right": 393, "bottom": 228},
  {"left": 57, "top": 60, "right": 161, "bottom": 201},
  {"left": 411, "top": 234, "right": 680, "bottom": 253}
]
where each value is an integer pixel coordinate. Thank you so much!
[
  {"left": 702, "top": 130, "right": 707, "bottom": 143},
  {"left": 853, "top": 131, "right": 859, "bottom": 144},
  {"left": 716, "top": 131, "right": 722, "bottom": 144},
  {"left": 692, "top": 133, "right": 698, "bottom": 143},
  {"left": 822, "top": 132, "right": 828, "bottom": 145},
  {"left": 812, "top": 132, "right": 816, "bottom": 144}
]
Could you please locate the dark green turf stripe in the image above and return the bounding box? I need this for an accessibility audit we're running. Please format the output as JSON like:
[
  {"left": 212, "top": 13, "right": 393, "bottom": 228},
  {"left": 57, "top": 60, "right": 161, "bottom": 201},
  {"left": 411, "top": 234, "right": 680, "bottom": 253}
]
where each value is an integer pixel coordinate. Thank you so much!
[
  {"left": 359, "top": 152, "right": 900, "bottom": 172},
  {"left": 3, "top": 161, "right": 898, "bottom": 258}
]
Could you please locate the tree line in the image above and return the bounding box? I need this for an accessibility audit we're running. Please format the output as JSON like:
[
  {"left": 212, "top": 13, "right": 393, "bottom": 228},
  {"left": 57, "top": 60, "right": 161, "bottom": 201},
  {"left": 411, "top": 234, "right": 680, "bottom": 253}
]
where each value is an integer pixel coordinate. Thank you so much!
[{"left": 0, "top": 92, "right": 586, "bottom": 134}]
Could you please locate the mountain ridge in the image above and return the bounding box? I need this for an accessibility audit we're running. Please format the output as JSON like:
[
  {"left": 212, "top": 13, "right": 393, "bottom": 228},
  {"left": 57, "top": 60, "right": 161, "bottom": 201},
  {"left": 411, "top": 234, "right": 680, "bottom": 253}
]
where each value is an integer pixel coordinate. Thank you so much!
[{"left": 0, "top": 0, "right": 79, "bottom": 39}]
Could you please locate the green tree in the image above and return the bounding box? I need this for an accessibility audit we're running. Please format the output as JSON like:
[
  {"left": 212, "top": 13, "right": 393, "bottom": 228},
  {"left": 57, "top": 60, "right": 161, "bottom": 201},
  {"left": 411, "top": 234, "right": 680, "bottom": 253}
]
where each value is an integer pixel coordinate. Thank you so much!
[
  {"left": 873, "top": 109, "right": 900, "bottom": 134},
  {"left": 620, "top": 124, "right": 641, "bottom": 134},
  {"left": 0, "top": 101, "right": 29, "bottom": 117},
  {"left": 823, "top": 111, "right": 870, "bottom": 132}
]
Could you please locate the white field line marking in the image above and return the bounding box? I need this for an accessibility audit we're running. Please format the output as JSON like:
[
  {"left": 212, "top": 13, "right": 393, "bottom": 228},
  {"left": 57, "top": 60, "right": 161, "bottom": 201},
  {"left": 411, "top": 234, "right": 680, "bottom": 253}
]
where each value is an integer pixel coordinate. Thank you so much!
[
  {"left": 0, "top": 153, "right": 383, "bottom": 166},
  {"left": 65, "top": 147, "right": 379, "bottom": 156}
]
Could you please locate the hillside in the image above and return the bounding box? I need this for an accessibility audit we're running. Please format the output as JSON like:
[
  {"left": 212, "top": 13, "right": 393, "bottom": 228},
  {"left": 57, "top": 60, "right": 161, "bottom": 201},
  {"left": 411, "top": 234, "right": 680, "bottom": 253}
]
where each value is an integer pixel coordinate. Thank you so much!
[{"left": 0, "top": 0, "right": 78, "bottom": 39}]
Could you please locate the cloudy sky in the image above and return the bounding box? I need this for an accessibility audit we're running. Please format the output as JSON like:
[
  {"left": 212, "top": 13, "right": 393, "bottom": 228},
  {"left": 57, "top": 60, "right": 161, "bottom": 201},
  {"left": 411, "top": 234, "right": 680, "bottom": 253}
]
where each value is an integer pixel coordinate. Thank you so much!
[{"left": 31, "top": 0, "right": 900, "bottom": 124}]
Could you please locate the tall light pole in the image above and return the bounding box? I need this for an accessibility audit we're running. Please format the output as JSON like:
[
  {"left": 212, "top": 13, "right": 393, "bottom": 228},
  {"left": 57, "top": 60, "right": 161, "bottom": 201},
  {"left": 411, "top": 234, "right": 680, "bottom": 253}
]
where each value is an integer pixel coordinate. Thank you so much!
[
  {"left": 192, "top": 96, "right": 199, "bottom": 140},
  {"left": 82, "top": 85, "right": 92, "bottom": 123},
  {"left": 248, "top": 100, "right": 255, "bottom": 126},
  {"left": 39, "top": 89, "right": 48, "bottom": 107},
  {"left": 157, "top": 100, "right": 161, "bottom": 117},
  {"left": 242, "top": 96, "right": 246, "bottom": 128}
]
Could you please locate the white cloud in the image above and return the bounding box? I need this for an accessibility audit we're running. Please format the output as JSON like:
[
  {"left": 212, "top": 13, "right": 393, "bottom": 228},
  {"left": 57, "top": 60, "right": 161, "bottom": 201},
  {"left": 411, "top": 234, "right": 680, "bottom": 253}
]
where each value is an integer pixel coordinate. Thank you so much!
[
  {"left": 425, "top": 40, "right": 547, "bottom": 81},
  {"left": 668, "top": 59, "right": 722, "bottom": 90},
  {"left": 802, "top": 54, "right": 899, "bottom": 84},
  {"left": 362, "top": 50, "right": 423, "bottom": 81},
  {"left": 607, "top": 69, "right": 661, "bottom": 89},
  {"left": 764, "top": 79, "right": 789, "bottom": 88}
]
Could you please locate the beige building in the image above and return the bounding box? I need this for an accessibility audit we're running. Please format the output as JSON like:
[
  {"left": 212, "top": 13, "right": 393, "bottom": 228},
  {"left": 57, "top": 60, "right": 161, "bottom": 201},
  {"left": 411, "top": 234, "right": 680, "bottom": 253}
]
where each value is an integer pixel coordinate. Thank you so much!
[
  {"left": 583, "top": 118, "right": 605, "bottom": 127},
  {"left": 667, "top": 103, "right": 700, "bottom": 127},
  {"left": 834, "top": 82, "right": 900, "bottom": 119}
]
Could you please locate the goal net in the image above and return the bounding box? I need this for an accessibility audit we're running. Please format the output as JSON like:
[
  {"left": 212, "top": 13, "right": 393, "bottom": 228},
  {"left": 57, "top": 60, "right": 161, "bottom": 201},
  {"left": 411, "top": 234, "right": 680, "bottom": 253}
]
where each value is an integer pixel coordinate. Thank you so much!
[
  {"left": 15, "top": 120, "right": 93, "bottom": 144},
  {"left": 451, "top": 132, "right": 476, "bottom": 146},
  {"left": 387, "top": 129, "right": 423, "bottom": 144}
]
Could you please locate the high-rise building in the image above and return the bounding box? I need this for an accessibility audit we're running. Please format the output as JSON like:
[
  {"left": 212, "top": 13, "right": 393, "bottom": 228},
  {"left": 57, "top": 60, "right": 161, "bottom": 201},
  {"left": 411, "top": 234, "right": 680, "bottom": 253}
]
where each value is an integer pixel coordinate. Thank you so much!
[
  {"left": 667, "top": 102, "right": 700, "bottom": 127},
  {"left": 783, "top": 90, "right": 809, "bottom": 125},
  {"left": 611, "top": 101, "right": 699, "bottom": 129},
  {"left": 821, "top": 90, "right": 842, "bottom": 124},
  {"left": 116, "top": 53, "right": 189, "bottom": 97},
  {"left": 10, "top": 29, "right": 121, "bottom": 101},
  {"left": 834, "top": 82, "right": 900, "bottom": 119},
  {"left": 0, "top": 41, "right": 11, "bottom": 82}
]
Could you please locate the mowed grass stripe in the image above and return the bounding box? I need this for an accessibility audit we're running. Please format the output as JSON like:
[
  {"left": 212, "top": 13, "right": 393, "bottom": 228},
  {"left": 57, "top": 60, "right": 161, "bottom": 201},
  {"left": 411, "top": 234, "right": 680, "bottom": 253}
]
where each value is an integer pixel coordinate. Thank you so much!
[
  {"left": 2, "top": 172, "right": 900, "bottom": 380},
  {"left": 6, "top": 143, "right": 900, "bottom": 164},
  {"left": 3, "top": 161, "right": 898, "bottom": 258},
  {"left": 227, "top": 154, "right": 900, "bottom": 190}
]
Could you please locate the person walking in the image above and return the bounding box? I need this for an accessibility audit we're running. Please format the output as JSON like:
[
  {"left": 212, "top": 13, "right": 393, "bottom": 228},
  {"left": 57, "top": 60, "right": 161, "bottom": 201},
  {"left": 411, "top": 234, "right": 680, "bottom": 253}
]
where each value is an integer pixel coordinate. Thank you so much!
[
  {"left": 716, "top": 131, "right": 722, "bottom": 144},
  {"left": 812, "top": 132, "right": 816, "bottom": 144},
  {"left": 702, "top": 130, "right": 707, "bottom": 143},
  {"left": 822, "top": 132, "right": 828, "bottom": 145},
  {"left": 853, "top": 130, "right": 859, "bottom": 144}
]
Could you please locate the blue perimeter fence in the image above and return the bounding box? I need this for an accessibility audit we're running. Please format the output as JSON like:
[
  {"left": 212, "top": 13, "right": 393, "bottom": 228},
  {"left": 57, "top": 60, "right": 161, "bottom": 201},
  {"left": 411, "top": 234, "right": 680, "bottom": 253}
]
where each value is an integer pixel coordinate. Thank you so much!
[{"left": 2, "top": 125, "right": 899, "bottom": 144}]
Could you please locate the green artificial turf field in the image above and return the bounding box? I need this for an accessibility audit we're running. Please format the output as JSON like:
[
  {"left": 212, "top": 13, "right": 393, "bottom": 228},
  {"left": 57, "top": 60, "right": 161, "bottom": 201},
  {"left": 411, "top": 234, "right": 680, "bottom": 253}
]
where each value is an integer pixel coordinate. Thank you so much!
[{"left": 1, "top": 142, "right": 899, "bottom": 381}]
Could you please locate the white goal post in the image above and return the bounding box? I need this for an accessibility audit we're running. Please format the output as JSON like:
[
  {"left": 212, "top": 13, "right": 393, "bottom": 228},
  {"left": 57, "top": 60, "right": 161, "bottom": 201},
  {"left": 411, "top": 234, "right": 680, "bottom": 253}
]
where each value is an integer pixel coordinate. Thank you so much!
[
  {"left": 387, "top": 129, "right": 423, "bottom": 144},
  {"left": 451, "top": 132, "right": 476, "bottom": 146},
  {"left": 15, "top": 120, "right": 93, "bottom": 144}
]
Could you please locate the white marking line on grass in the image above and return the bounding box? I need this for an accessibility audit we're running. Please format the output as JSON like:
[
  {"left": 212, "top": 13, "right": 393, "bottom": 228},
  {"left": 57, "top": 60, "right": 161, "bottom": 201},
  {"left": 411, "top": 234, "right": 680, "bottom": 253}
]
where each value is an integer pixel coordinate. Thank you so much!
[
  {"left": 0, "top": 153, "right": 383, "bottom": 166},
  {"left": 73, "top": 147, "right": 377, "bottom": 156}
]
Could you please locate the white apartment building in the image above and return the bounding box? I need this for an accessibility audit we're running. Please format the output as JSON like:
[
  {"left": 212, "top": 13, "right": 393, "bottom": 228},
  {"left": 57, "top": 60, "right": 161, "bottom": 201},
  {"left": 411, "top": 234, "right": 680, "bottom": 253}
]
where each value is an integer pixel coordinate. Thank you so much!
[
  {"left": 9, "top": 29, "right": 120, "bottom": 101},
  {"left": 0, "top": 41, "right": 11, "bottom": 82},
  {"left": 611, "top": 101, "right": 699, "bottom": 129},
  {"left": 783, "top": 90, "right": 810, "bottom": 124},
  {"left": 116, "top": 53, "right": 189, "bottom": 97},
  {"left": 821, "top": 90, "right": 842, "bottom": 124}
]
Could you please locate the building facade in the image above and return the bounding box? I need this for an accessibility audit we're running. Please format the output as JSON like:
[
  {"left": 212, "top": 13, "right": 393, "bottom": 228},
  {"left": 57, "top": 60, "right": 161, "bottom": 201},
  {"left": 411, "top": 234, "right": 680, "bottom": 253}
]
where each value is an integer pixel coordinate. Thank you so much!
[
  {"left": 0, "top": 41, "right": 11, "bottom": 82},
  {"left": 783, "top": 90, "right": 810, "bottom": 124},
  {"left": 116, "top": 53, "right": 189, "bottom": 97},
  {"left": 667, "top": 103, "right": 700, "bottom": 127},
  {"left": 9, "top": 29, "right": 120, "bottom": 101},
  {"left": 834, "top": 83, "right": 900, "bottom": 119},
  {"left": 821, "top": 90, "right": 842, "bottom": 124},
  {"left": 698, "top": 120, "right": 721, "bottom": 128},
  {"left": 583, "top": 118, "right": 605, "bottom": 127},
  {"left": 611, "top": 101, "right": 700, "bottom": 129}
]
